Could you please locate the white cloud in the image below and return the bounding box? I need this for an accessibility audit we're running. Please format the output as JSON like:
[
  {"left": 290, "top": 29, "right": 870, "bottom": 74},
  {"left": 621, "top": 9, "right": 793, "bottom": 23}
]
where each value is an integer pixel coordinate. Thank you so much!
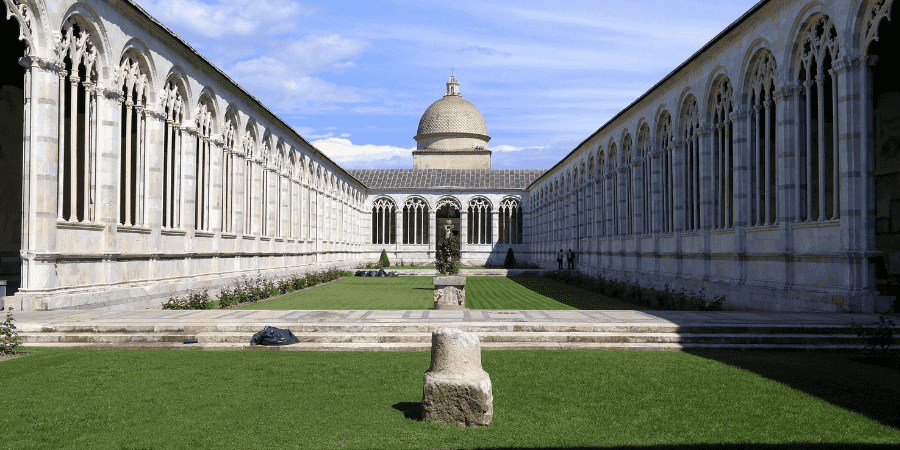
[
  {"left": 312, "top": 137, "right": 414, "bottom": 169},
  {"left": 222, "top": 34, "right": 370, "bottom": 110},
  {"left": 138, "top": 0, "right": 315, "bottom": 39}
]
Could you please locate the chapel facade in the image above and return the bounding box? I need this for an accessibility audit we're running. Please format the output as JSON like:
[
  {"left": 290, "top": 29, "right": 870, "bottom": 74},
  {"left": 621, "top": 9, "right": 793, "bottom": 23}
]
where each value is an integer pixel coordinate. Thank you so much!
[{"left": 0, "top": 0, "right": 897, "bottom": 314}]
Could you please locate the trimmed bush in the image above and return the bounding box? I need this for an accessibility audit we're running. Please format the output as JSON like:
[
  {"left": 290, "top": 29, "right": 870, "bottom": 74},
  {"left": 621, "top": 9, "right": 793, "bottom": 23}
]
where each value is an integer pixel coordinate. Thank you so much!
[
  {"left": 504, "top": 248, "right": 516, "bottom": 269},
  {"left": 379, "top": 249, "right": 391, "bottom": 268}
]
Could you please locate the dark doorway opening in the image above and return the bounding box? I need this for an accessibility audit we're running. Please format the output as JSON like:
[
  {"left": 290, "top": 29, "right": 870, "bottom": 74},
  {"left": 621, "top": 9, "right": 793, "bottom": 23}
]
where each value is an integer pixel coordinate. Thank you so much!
[
  {"left": 870, "top": 13, "right": 900, "bottom": 309},
  {"left": 0, "top": 14, "right": 27, "bottom": 296}
]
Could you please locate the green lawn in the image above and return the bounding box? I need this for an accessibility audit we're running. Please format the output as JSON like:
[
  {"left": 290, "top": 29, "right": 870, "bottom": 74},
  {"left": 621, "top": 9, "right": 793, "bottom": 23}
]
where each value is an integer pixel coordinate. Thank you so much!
[
  {"left": 2, "top": 348, "right": 897, "bottom": 449},
  {"left": 236, "top": 276, "right": 630, "bottom": 310}
]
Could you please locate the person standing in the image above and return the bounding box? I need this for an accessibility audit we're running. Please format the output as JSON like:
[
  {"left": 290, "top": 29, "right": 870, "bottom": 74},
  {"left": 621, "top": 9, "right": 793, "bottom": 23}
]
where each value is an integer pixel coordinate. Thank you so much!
[
  {"left": 556, "top": 249, "right": 564, "bottom": 270},
  {"left": 567, "top": 249, "right": 575, "bottom": 270}
]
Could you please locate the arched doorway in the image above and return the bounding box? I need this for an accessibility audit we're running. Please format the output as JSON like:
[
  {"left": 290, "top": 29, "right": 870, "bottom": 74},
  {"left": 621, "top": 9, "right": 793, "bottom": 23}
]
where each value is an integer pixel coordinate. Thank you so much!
[
  {"left": 869, "top": 4, "right": 900, "bottom": 303},
  {"left": 435, "top": 197, "right": 460, "bottom": 241},
  {"left": 0, "top": 12, "right": 27, "bottom": 296}
]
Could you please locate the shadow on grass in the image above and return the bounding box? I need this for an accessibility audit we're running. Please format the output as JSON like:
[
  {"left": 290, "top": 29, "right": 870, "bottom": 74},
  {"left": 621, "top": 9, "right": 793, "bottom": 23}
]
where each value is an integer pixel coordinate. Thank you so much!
[
  {"left": 392, "top": 401, "right": 422, "bottom": 421},
  {"left": 471, "top": 445, "right": 899, "bottom": 449},
  {"left": 682, "top": 349, "right": 900, "bottom": 433},
  {"left": 506, "top": 276, "right": 648, "bottom": 310},
  {"left": 393, "top": 399, "right": 895, "bottom": 449}
]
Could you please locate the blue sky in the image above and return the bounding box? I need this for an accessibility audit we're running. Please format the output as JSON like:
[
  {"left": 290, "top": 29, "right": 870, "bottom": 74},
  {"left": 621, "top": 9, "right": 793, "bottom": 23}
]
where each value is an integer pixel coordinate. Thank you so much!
[{"left": 137, "top": 0, "right": 760, "bottom": 169}]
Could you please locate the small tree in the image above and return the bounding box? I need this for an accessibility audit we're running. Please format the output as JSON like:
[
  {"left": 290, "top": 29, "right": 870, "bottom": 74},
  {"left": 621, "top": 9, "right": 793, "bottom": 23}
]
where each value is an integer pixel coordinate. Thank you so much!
[
  {"left": 1, "top": 308, "right": 22, "bottom": 355},
  {"left": 379, "top": 249, "right": 391, "bottom": 268},
  {"left": 504, "top": 247, "right": 516, "bottom": 269},
  {"left": 436, "top": 235, "right": 461, "bottom": 275}
]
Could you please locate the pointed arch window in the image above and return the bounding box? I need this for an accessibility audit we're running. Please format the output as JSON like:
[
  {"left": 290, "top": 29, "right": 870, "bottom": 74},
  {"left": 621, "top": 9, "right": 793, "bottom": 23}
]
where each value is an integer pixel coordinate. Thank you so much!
[
  {"left": 402, "top": 197, "right": 429, "bottom": 244},
  {"left": 798, "top": 15, "right": 839, "bottom": 222},
  {"left": 116, "top": 53, "right": 148, "bottom": 227},
  {"left": 372, "top": 197, "right": 396, "bottom": 244},
  {"left": 162, "top": 80, "right": 185, "bottom": 229},
  {"left": 682, "top": 97, "right": 700, "bottom": 231},
  {"left": 748, "top": 52, "right": 778, "bottom": 226},
  {"left": 657, "top": 113, "right": 674, "bottom": 233},
  {"left": 622, "top": 136, "right": 634, "bottom": 235},
  {"left": 608, "top": 143, "right": 619, "bottom": 236},
  {"left": 242, "top": 128, "right": 256, "bottom": 234},
  {"left": 194, "top": 97, "right": 214, "bottom": 231},
  {"left": 222, "top": 113, "right": 237, "bottom": 233},
  {"left": 468, "top": 198, "right": 492, "bottom": 244},
  {"left": 499, "top": 198, "right": 523, "bottom": 244},
  {"left": 637, "top": 125, "right": 652, "bottom": 234},
  {"left": 713, "top": 79, "right": 735, "bottom": 229},
  {"left": 58, "top": 20, "right": 99, "bottom": 223}
]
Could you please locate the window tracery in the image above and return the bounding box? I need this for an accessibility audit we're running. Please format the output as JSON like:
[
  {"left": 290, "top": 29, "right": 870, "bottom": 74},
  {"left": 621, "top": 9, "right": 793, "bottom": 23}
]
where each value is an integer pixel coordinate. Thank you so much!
[
  {"left": 637, "top": 124, "right": 652, "bottom": 234},
  {"left": 116, "top": 53, "right": 148, "bottom": 227},
  {"left": 402, "top": 197, "right": 429, "bottom": 244},
  {"left": 864, "top": 0, "right": 894, "bottom": 51},
  {"left": 58, "top": 18, "right": 99, "bottom": 223},
  {"left": 194, "top": 96, "right": 215, "bottom": 232},
  {"left": 622, "top": 133, "right": 634, "bottom": 235},
  {"left": 682, "top": 96, "right": 700, "bottom": 231},
  {"left": 162, "top": 78, "right": 185, "bottom": 229},
  {"left": 371, "top": 197, "right": 396, "bottom": 244},
  {"left": 499, "top": 198, "right": 523, "bottom": 245},
  {"left": 713, "top": 78, "right": 735, "bottom": 229},
  {"left": 467, "top": 197, "right": 492, "bottom": 244},
  {"left": 797, "top": 15, "right": 839, "bottom": 222},
  {"left": 656, "top": 111, "right": 674, "bottom": 233}
]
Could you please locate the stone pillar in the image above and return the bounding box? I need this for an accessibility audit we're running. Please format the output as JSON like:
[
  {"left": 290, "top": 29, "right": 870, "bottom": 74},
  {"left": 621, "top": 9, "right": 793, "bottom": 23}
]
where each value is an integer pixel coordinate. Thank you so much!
[
  {"left": 16, "top": 57, "right": 64, "bottom": 305},
  {"left": 422, "top": 328, "right": 493, "bottom": 428},
  {"left": 428, "top": 209, "right": 436, "bottom": 254}
]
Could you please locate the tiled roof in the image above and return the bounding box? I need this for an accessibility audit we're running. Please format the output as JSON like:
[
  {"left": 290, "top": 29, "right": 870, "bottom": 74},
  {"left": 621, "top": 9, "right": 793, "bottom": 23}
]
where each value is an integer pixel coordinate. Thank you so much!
[
  {"left": 416, "top": 95, "right": 488, "bottom": 137},
  {"left": 348, "top": 169, "right": 546, "bottom": 190}
]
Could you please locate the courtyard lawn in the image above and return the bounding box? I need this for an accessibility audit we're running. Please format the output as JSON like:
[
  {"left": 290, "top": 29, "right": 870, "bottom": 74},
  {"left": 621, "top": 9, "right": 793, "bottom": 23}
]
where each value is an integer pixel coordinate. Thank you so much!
[
  {"left": 236, "top": 276, "right": 434, "bottom": 310},
  {"left": 236, "top": 276, "right": 644, "bottom": 310},
  {"left": 1, "top": 348, "right": 898, "bottom": 449}
]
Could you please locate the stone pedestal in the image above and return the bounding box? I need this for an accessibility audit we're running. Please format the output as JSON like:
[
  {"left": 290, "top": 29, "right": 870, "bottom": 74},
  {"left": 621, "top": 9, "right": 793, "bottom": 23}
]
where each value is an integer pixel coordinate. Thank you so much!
[
  {"left": 433, "top": 276, "right": 466, "bottom": 310},
  {"left": 422, "top": 328, "right": 493, "bottom": 427}
]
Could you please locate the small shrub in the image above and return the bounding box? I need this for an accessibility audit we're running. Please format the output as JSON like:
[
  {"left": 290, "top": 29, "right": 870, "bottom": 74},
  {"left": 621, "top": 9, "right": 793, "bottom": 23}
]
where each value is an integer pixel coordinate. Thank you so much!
[
  {"left": 504, "top": 248, "right": 516, "bottom": 269},
  {"left": 1, "top": 308, "right": 22, "bottom": 355},
  {"left": 851, "top": 313, "right": 897, "bottom": 354},
  {"left": 379, "top": 250, "right": 391, "bottom": 268}
]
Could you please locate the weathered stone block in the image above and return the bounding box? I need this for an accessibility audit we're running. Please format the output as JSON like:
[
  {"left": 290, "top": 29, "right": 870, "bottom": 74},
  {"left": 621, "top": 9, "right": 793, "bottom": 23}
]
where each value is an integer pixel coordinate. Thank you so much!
[
  {"left": 433, "top": 276, "right": 466, "bottom": 310},
  {"left": 422, "top": 328, "right": 492, "bottom": 427}
]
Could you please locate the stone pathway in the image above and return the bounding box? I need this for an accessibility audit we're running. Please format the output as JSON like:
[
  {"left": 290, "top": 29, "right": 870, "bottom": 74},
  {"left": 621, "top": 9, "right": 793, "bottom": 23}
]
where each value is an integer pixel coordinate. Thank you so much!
[{"left": 10, "top": 308, "right": 887, "bottom": 328}]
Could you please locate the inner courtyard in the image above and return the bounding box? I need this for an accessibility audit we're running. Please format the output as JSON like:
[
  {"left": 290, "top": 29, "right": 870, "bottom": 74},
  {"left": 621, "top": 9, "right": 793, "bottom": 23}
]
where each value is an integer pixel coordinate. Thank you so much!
[{"left": 0, "top": 0, "right": 898, "bottom": 313}]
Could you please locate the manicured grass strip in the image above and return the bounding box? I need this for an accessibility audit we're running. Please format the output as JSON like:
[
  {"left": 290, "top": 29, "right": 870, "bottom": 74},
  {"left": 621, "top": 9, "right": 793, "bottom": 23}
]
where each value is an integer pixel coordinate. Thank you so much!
[
  {"left": 465, "top": 276, "right": 576, "bottom": 310},
  {"left": 1, "top": 348, "right": 898, "bottom": 449},
  {"left": 506, "top": 276, "right": 650, "bottom": 310},
  {"left": 237, "top": 276, "right": 434, "bottom": 310}
]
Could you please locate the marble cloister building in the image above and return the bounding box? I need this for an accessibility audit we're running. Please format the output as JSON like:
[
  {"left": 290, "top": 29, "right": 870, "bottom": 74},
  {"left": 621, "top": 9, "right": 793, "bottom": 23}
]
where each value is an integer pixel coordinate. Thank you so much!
[{"left": 1, "top": 0, "right": 898, "bottom": 313}]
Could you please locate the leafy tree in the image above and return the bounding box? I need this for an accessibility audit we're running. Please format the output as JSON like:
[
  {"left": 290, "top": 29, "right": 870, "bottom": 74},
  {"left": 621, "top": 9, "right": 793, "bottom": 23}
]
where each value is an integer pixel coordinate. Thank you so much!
[{"left": 436, "top": 235, "right": 461, "bottom": 275}]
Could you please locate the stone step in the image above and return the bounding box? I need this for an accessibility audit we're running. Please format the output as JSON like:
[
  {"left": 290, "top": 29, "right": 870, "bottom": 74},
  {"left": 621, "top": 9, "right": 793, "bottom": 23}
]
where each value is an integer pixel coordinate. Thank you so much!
[
  {"left": 17, "top": 322, "right": 871, "bottom": 335},
  {"left": 18, "top": 341, "right": 879, "bottom": 352},
  {"left": 18, "top": 330, "right": 873, "bottom": 346}
]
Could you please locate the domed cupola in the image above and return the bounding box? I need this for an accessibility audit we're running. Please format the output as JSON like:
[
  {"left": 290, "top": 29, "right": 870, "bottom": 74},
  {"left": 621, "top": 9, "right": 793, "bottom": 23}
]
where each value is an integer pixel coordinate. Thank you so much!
[{"left": 413, "top": 75, "right": 491, "bottom": 169}]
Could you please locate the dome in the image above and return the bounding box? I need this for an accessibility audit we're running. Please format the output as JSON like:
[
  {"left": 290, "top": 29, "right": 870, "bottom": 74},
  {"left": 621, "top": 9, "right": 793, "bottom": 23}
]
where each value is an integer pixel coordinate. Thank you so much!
[{"left": 415, "top": 77, "right": 488, "bottom": 138}]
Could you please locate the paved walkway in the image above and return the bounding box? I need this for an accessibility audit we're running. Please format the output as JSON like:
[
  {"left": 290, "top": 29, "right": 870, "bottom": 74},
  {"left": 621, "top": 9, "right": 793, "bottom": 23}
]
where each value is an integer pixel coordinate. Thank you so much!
[{"left": 10, "top": 309, "right": 888, "bottom": 331}]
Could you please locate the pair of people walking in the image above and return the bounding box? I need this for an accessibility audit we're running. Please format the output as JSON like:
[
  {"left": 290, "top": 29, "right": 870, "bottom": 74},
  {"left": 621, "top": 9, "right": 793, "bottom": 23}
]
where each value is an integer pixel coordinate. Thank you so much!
[{"left": 556, "top": 249, "right": 575, "bottom": 271}]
